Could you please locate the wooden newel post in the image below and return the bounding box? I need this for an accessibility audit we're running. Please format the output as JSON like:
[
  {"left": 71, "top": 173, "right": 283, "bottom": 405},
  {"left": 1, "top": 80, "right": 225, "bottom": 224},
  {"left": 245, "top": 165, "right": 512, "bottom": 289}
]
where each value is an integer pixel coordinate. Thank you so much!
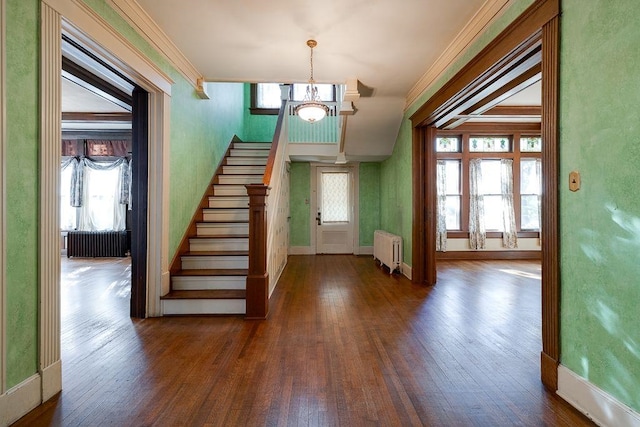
[{"left": 245, "top": 184, "right": 270, "bottom": 319}]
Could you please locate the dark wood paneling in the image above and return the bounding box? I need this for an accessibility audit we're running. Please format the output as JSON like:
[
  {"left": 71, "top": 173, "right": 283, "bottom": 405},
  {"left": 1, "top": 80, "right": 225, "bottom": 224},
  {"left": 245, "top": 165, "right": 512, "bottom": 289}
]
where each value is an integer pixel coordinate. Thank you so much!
[
  {"left": 130, "top": 86, "right": 148, "bottom": 318},
  {"left": 411, "top": 126, "right": 426, "bottom": 284},
  {"left": 541, "top": 14, "right": 560, "bottom": 391},
  {"left": 245, "top": 184, "right": 269, "bottom": 319}
]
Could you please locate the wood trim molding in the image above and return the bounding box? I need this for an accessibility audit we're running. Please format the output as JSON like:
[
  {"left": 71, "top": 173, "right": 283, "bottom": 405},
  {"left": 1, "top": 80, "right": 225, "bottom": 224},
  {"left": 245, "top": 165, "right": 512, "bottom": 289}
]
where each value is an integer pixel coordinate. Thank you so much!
[
  {"left": 540, "top": 14, "right": 560, "bottom": 391},
  {"left": 40, "top": 2, "right": 62, "bottom": 401},
  {"left": 106, "top": 0, "right": 203, "bottom": 91},
  {"left": 405, "top": 0, "right": 512, "bottom": 109},
  {"left": 437, "top": 250, "right": 541, "bottom": 261},
  {"left": 0, "top": 0, "right": 5, "bottom": 397},
  {"left": 43, "top": 0, "right": 173, "bottom": 94},
  {"left": 246, "top": 184, "right": 270, "bottom": 320},
  {"left": 410, "top": 0, "right": 559, "bottom": 127}
]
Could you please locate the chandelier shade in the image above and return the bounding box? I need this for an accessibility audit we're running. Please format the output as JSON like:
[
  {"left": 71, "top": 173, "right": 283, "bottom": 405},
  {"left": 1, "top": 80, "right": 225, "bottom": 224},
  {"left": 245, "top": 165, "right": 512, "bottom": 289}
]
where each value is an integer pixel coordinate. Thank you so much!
[{"left": 295, "top": 40, "right": 329, "bottom": 123}]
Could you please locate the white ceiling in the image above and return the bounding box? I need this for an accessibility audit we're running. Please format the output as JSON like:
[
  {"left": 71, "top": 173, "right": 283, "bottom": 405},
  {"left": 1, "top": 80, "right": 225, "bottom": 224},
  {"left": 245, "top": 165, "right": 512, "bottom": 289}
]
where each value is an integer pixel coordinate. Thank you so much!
[
  {"left": 64, "top": 1, "right": 540, "bottom": 161},
  {"left": 134, "top": 0, "right": 492, "bottom": 161}
]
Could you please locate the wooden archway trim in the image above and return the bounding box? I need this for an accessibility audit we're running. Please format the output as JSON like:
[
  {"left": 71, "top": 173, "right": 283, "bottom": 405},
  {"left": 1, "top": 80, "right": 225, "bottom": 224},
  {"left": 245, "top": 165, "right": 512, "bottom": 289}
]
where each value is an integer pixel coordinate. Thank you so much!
[{"left": 410, "top": 0, "right": 560, "bottom": 391}]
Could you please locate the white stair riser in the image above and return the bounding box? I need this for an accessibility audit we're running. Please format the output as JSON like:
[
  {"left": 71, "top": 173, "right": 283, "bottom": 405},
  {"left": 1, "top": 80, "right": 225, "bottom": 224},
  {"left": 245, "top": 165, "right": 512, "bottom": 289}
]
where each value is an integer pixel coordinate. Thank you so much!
[
  {"left": 226, "top": 157, "right": 268, "bottom": 166},
  {"left": 208, "top": 197, "right": 249, "bottom": 208},
  {"left": 213, "top": 185, "right": 247, "bottom": 196},
  {"left": 190, "top": 238, "right": 248, "bottom": 252},
  {"left": 181, "top": 256, "right": 248, "bottom": 270},
  {"left": 162, "top": 299, "right": 245, "bottom": 315},
  {"left": 222, "top": 166, "right": 265, "bottom": 175},
  {"left": 218, "top": 175, "right": 263, "bottom": 185},
  {"left": 171, "top": 276, "right": 246, "bottom": 291},
  {"left": 230, "top": 149, "right": 269, "bottom": 157},
  {"left": 203, "top": 209, "right": 249, "bottom": 222},
  {"left": 196, "top": 223, "right": 248, "bottom": 236},
  {"left": 233, "top": 143, "right": 271, "bottom": 150}
]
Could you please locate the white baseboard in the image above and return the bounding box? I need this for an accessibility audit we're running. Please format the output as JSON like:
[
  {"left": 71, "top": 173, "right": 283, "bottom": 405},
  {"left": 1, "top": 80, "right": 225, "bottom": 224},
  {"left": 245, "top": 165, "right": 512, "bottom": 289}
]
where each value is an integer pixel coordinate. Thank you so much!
[
  {"left": 359, "top": 246, "right": 373, "bottom": 255},
  {"left": 42, "top": 359, "right": 62, "bottom": 402},
  {"left": 0, "top": 373, "right": 42, "bottom": 426},
  {"left": 557, "top": 365, "right": 640, "bottom": 427},
  {"left": 402, "top": 262, "right": 412, "bottom": 280},
  {"left": 289, "top": 246, "right": 315, "bottom": 255}
]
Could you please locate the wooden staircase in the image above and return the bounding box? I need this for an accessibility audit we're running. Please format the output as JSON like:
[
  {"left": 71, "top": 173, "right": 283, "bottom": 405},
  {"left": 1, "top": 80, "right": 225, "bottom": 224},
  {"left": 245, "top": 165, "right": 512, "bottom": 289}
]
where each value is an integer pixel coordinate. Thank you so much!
[{"left": 162, "top": 141, "right": 271, "bottom": 315}]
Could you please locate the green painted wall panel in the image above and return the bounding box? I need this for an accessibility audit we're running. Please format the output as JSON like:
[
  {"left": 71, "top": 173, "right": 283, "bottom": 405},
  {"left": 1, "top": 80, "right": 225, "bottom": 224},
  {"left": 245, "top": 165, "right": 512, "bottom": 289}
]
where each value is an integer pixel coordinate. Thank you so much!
[
  {"left": 289, "top": 162, "right": 311, "bottom": 247},
  {"left": 359, "top": 163, "right": 381, "bottom": 246},
  {"left": 559, "top": 0, "right": 640, "bottom": 412},
  {"left": 5, "top": 0, "right": 39, "bottom": 388}
]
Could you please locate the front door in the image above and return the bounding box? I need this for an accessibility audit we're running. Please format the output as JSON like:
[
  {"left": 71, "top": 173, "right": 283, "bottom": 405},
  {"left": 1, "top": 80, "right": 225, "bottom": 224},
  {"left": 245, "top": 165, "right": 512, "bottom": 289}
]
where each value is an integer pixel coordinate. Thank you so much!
[{"left": 315, "top": 167, "right": 354, "bottom": 254}]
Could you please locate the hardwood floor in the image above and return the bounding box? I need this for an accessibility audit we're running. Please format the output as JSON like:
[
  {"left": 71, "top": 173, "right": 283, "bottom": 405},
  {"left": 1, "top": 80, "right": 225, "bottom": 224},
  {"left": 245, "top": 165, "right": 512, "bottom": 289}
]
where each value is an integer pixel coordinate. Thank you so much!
[{"left": 13, "top": 256, "right": 594, "bottom": 426}]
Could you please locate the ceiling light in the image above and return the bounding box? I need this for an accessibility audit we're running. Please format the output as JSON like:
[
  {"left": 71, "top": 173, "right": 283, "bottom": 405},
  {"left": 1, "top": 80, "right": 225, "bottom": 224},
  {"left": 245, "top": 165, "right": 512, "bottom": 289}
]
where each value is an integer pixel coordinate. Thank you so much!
[{"left": 295, "top": 40, "right": 329, "bottom": 123}]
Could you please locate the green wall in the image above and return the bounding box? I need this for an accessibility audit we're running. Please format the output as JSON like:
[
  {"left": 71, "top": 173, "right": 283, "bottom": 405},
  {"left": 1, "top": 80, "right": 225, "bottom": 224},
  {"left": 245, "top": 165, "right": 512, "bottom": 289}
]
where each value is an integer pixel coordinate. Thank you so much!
[
  {"left": 5, "top": 0, "right": 39, "bottom": 388},
  {"left": 379, "top": 0, "right": 535, "bottom": 267},
  {"left": 289, "top": 162, "right": 311, "bottom": 246},
  {"left": 559, "top": 0, "right": 640, "bottom": 412},
  {"left": 359, "top": 163, "right": 381, "bottom": 246},
  {"left": 242, "top": 84, "right": 277, "bottom": 142},
  {"left": 288, "top": 162, "right": 381, "bottom": 249}
]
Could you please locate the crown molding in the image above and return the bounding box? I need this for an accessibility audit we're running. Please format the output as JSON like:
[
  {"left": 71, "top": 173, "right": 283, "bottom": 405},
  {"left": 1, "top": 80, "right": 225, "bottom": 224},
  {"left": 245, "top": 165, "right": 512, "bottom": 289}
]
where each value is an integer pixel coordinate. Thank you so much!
[
  {"left": 405, "top": 0, "right": 513, "bottom": 109},
  {"left": 107, "top": 0, "right": 203, "bottom": 92}
]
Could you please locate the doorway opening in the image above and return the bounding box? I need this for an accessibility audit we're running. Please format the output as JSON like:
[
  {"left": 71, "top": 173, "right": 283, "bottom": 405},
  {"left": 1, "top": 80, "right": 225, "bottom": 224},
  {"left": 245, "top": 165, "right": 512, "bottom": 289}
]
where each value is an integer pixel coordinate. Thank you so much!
[
  {"left": 60, "top": 32, "right": 149, "bottom": 318},
  {"left": 410, "top": 0, "right": 560, "bottom": 390}
]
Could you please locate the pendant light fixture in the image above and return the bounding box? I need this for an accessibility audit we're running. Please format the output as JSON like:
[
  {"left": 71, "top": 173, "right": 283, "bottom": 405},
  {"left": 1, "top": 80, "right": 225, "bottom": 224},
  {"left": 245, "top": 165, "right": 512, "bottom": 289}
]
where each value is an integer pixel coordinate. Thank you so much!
[{"left": 295, "top": 40, "right": 330, "bottom": 123}]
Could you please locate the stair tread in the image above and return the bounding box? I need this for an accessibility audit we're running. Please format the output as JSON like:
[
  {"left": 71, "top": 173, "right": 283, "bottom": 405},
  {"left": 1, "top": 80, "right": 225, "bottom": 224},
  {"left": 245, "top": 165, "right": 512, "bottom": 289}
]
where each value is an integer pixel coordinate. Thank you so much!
[
  {"left": 190, "top": 235, "right": 249, "bottom": 240},
  {"left": 173, "top": 268, "right": 248, "bottom": 276},
  {"left": 197, "top": 220, "right": 249, "bottom": 225},
  {"left": 183, "top": 250, "right": 249, "bottom": 257},
  {"left": 162, "top": 289, "right": 246, "bottom": 300}
]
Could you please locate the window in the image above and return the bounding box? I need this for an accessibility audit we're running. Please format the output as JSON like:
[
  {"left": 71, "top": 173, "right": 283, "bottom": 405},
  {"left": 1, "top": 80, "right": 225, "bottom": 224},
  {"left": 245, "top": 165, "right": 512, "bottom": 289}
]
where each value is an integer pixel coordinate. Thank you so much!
[
  {"left": 436, "top": 133, "right": 542, "bottom": 238},
  {"left": 250, "top": 83, "right": 336, "bottom": 115},
  {"left": 321, "top": 172, "right": 349, "bottom": 223}
]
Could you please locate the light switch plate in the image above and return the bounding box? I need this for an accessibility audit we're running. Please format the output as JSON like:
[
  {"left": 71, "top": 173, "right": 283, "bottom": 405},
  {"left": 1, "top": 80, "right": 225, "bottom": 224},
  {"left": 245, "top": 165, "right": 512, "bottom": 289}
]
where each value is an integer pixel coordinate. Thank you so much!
[{"left": 569, "top": 171, "right": 580, "bottom": 192}]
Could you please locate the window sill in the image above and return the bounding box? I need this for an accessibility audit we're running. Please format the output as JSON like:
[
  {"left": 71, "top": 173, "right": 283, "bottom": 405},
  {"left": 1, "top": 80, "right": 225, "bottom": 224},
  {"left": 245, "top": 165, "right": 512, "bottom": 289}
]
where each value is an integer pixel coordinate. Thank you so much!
[
  {"left": 446, "top": 231, "right": 540, "bottom": 239},
  {"left": 249, "top": 107, "right": 279, "bottom": 115}
]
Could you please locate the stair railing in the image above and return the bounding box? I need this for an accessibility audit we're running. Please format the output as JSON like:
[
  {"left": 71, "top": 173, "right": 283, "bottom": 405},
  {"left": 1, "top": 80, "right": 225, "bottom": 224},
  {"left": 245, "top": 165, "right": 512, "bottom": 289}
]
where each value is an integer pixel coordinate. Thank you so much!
[{"left": 245, "top": 97, "right": 289, "bottom": 319}]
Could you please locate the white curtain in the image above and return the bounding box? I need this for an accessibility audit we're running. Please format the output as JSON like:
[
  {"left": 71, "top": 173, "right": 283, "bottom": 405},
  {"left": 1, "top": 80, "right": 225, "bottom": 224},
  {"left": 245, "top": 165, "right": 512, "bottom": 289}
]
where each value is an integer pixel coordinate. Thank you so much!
[
  {"left": 469, "top": 158, "right": 485, "bottom": 249},
  {"left": 60, "top": 158, "right": 79, "bottom": 230},
  {"left": 73, "top": 158, "right": 129, "bottom": 231},
  {"left": 436, "top": 160, "right": 447, "bottom": 251},
  {"left": 500, "top": 159, "right": 518, "bottom": 248}
]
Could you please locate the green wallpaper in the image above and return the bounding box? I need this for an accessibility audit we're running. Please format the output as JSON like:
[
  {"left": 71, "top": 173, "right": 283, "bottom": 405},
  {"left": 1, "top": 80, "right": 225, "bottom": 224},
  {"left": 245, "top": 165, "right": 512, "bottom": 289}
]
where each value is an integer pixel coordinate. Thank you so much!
[
  {"left": 359, "top": 163, "right": 381, "bottom": 246},
  {"left": 242, "top": 84, "right": 277, "bottom": 142},
  {"left": 559, "top": 0, "right": 640, "bottom": 412},
  {"left": 380, "top": 0, "right": 536, "bottom": 268},
  {"left": 5, "top": 0, "right": 39, "bottom": 388},
  {"left": 289, "top": 162, "right": 311, "bottom": 246}
]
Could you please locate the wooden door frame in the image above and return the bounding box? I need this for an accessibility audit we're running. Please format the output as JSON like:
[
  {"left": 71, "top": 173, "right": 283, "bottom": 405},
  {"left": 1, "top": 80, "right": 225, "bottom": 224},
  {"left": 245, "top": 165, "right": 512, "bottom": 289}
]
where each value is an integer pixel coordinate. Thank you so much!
[{"left": 410, "top": 0, "right": 560, "bottom": 390}]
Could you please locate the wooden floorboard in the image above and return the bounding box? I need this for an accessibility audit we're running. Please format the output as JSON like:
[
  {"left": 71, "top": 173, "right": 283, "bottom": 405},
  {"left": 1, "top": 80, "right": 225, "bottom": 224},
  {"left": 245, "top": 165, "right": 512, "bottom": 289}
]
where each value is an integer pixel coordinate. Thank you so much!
[{"left": 13, "top": 256, "right": 595, "bottom": 426}]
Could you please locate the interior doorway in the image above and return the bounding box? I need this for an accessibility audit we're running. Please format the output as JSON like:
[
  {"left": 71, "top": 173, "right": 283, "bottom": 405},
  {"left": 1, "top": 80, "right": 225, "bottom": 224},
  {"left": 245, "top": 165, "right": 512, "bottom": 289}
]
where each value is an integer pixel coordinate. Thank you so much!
[
  {"left": 60, "top": 32, "right": 148, "bottom": 318},
  {"left": 315, "top": 166, "right": 355, "bottom": 254},
  {"left": 410, "top": 0, "right": 560, "bottom": 390}
]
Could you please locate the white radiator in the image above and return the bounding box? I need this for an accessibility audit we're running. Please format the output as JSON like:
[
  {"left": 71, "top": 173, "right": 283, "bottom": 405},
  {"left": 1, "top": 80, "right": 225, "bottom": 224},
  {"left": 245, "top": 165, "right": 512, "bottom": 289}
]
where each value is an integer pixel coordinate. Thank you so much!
[{"left": 373, "top": 230, "right": 402, "bottom": 274}]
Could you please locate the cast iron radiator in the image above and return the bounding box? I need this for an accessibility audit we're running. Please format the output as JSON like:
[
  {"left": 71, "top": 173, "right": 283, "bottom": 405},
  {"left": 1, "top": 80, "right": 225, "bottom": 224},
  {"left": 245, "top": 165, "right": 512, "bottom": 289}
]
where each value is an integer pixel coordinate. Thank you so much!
[{"left": 67, "top": 231, "right": 128, "bottom": 258}]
